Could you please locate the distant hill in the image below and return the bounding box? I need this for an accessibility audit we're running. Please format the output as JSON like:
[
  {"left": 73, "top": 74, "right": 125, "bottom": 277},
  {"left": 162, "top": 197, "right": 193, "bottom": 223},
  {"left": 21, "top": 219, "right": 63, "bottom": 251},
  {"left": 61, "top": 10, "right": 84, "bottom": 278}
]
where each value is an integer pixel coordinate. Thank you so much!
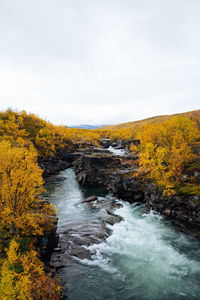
[
  {"left": 68, "top": 124, "right": 107, "bottom": 129},
  {"left": 104, "top": 109, "right": 200, "bottom": 130}
]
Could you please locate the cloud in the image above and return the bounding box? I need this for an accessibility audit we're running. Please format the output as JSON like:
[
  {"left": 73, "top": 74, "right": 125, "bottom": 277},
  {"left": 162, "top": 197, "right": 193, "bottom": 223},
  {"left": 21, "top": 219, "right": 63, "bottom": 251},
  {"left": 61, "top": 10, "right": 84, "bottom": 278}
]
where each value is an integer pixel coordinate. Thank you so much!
[{"left": 0, "top": 0, "right": 199, "bottom": 125}]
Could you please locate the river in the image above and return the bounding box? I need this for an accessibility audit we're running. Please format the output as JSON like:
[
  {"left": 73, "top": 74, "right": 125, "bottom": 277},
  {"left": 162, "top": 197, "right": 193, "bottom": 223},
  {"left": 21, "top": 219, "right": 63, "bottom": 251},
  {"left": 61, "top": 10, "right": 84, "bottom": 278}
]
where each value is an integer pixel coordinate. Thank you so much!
[{"left": 45, "top": 168, "right": 200, "bottom": 300}]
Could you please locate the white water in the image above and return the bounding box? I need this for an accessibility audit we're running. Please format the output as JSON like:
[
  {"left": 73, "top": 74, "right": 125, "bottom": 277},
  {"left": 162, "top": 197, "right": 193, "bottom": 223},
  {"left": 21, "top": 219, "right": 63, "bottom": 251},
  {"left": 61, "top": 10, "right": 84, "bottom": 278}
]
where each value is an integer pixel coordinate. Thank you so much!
[
  {"left": 108, "top": 146, "right": 126, "bottom": 156},
  {"left": 83, "top": 203, "right": 200, "bottom": 299},
  {"left": 46, "top": 169, "right": 200, "bottom": 300}
]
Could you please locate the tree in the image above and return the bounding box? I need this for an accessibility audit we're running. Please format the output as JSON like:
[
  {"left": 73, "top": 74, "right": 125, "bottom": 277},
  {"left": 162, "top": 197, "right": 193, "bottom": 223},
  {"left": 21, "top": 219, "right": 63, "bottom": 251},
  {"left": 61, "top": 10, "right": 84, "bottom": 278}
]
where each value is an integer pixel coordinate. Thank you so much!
[
  {"left": 0, "top": 239, "right": 61, "bottom": 299},
  {"left": 35, "top": 123, "right": 69, "bottom": 157},
  {"left": 137, "top": 116, "right": 200, "bottom": 195},
  {"left": 0, "top": 140, "right": 55, "bottom": 237}
]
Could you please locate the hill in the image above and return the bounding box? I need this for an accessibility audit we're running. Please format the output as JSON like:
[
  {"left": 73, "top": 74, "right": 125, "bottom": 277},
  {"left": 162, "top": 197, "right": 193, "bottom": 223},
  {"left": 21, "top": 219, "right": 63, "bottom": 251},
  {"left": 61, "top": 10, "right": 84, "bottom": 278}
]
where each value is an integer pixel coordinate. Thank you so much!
[
  {"left": 69, "top": 124, "right": 107, "bottom": 129},
  {"left": 104, "top": 109, "right": 200, "bottom": 129}
]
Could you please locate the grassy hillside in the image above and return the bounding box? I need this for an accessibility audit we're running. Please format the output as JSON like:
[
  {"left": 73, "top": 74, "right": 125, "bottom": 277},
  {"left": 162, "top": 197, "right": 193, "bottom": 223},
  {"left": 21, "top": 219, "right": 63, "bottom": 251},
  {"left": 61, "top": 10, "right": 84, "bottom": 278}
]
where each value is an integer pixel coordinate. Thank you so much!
[{"left": 104, "top": 109, "right": 200, "bottom": 129}]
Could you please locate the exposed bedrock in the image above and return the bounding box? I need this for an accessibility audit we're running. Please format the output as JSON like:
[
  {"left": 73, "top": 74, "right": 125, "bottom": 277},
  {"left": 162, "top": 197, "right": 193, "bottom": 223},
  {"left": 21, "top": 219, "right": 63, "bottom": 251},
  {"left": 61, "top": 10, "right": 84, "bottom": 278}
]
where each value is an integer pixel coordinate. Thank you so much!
[
  {"left": 38, "top": 148, "right": 82, "bottom": 177},
  {"left": 73, "top": 150, "right": 200, "bottom": 235},
  {"left": 101, "top": 138, "right": 140, "bottom": 150},
  {"left": 50, "top": 197, "right": 123, "bottom": 269}
]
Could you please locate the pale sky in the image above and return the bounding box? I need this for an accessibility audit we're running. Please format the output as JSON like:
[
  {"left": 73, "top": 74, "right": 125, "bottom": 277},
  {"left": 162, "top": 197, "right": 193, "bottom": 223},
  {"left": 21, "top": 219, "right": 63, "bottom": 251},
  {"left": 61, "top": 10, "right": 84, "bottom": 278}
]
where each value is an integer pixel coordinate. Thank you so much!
[{"left": 0, "top": 0, "right": 199, "bottom": 125}]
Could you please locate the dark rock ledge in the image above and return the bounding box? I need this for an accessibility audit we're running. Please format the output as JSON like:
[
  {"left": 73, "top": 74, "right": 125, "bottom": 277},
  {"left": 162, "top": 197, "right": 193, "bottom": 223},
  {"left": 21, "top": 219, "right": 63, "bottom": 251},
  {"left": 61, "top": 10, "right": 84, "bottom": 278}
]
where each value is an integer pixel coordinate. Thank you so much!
[
  {"left": 38, "top": 148, "right": 81, "bottom": 177},
  {"left": 73, "top": 149, "right": 200, "bottom": 238}
]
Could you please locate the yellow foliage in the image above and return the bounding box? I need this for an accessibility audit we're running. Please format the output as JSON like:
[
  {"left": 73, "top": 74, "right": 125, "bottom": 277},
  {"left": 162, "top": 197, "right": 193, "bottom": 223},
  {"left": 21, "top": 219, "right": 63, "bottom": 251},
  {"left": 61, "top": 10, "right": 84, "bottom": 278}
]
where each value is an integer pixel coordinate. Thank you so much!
[
  {"left": 0, "top": 109, "right": 72, "bottom": 158},
  {"left": 0, "top": 140, "right": 56, "bottom": 236},
  {"left": 64, "top": 128, "right": 101, "bottom": 147},
  {"left": 35, "top": 123, "right": 70, "bottom": 157},
  {"left": 0, "top": 108, "right": 199, "bottom": 299},
  {"left": 137, "top": 116, "right": 200, "bottom": 195},
  {"left": 129, "top": 143, "right": 138, "bottom": 153},
  {"left": 0, "top": 109, "right": 28, "bottom": 143},
  {"left": 0, "top": 240, "right": 61, "bottom": 300}
]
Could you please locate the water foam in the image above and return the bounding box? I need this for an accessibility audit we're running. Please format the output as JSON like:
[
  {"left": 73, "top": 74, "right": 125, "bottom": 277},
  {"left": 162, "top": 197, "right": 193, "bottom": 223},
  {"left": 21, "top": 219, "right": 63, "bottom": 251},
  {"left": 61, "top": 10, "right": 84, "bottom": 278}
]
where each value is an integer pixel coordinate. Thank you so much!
[{"left": 83, "top": 202, "right": 200, "bottom": 298}]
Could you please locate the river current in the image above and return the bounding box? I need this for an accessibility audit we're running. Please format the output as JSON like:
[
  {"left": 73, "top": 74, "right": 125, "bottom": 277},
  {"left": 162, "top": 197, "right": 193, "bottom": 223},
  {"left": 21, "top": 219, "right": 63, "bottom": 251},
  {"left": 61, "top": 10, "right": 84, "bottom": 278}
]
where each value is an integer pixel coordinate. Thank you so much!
[{"left": 45, "top": 168, "right": 200, "bottom": 300}]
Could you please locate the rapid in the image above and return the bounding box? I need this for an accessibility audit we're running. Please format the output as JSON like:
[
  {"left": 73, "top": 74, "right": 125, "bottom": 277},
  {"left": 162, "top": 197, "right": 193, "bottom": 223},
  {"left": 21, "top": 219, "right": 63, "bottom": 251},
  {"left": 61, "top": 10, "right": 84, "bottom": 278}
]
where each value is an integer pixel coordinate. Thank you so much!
[{"left": 45, "top": 168, "right": 200, "bottom": 300}]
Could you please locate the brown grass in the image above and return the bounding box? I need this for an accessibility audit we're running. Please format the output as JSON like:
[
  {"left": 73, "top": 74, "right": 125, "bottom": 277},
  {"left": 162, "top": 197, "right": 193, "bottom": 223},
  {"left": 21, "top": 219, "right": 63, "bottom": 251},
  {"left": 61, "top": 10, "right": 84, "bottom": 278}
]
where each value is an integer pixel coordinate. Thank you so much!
[{"left": 104, "top": 109, "right": 200, "bottom": 130}]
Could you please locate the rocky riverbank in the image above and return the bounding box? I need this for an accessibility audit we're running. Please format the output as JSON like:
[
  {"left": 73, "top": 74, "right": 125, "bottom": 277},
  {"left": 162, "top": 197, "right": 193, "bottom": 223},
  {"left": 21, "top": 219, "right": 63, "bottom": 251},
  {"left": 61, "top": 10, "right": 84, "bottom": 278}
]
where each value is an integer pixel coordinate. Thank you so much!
[
  {"left": 38, "top": 147, "right": 80, "bottom": 177},
  {"left": 73, "top": 145, "right": 200, "bottom": 237},
  {"left": 38, "top": 141, "right": 200, "bottom": 271}
]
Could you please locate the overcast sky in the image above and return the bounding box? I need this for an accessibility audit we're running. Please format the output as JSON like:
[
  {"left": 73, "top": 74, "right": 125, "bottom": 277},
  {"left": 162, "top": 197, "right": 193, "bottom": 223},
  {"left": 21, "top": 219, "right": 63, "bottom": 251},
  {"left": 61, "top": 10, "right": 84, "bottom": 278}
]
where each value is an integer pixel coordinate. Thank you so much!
[{"left": 0, "top": 0, "right": 199, "bottom": 125}]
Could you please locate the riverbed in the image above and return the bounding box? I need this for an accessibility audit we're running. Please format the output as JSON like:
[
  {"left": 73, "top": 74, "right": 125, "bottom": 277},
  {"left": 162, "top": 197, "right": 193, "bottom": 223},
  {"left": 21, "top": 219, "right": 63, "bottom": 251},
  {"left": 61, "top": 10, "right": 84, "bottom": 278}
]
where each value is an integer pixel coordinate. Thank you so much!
[{"left": 45, "top": 168, "right": 200, "bottom": 300}]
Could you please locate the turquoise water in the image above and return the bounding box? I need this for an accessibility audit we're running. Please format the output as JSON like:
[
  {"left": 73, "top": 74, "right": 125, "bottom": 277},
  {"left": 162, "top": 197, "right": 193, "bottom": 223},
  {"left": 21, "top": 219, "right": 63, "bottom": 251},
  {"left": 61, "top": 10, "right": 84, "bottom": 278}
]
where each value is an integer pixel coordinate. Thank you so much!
[{"left": 45, "top": 169, "right": 200, "bottom": 300}]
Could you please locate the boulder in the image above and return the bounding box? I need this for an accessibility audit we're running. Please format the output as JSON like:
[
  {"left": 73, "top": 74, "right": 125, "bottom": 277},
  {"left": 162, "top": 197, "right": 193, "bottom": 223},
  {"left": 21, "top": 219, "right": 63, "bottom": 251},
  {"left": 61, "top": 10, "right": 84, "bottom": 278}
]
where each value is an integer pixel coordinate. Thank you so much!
[
  {"left": 105, "top": 209, "right": 123, "bottom": 225},
  {"left": 82, "top": 195, "right": 98, "bottom": 203},
  {"left": 163, "top": 209, "right": 171, "bottom": 216}
]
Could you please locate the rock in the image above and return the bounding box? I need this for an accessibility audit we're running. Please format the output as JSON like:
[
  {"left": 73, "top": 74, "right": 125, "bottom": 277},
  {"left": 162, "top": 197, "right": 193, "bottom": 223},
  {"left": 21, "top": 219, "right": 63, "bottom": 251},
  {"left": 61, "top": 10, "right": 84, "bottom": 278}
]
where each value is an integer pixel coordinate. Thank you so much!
[
  {"left": 111, "top": 142, "right": 118, "bottom": 147},
  {"left": 115, "top": 145, "right": 124, "bottom": 150},
  {"left": 107, "top": 202, "right": 123, "bottom": 211},
  {"left": 50, "top": 193, "right": 124, "bottom": 269},
  {"left": 121, "top": 154, "right": 139, "bottom": 161},
  {"left": 187, "top": 202, "right": 197, "bottom": 210},
  {"left": 37, "top": 227, "right": 59, "bottom": 264},
  {"left": 38, "top": 156, "right": 71, "bottom": 177},
  {"left": 134, "top": 191, "right": 144, "bottom": 202},
  {"left": 70, "top": 246, "right": 91, "bottom": 260},
  {"left": 73, "top": 146, "right": 200, "bottom": 233},
  {"left": 53, "top": 247, "right": 61, "bottom": 252},
  {"left": 105, "top": 215, "right": 122, "bottom": 225},
  {"left": 101, "top": 139, "right": 111, "bottom": 149},
  {"left": 82, "top": 195, "right": 98, "bottom": 203},
  {"left": 163, "top": 209, "right": 171, "bottom": 216},
  {"left": 106, "top": 209, "right": 119, "bottom": 217},
  {"left": 79, "top": 148, "right": 110, "bottom": 154},
  {"left": 105, "top": 209, "right": 123, "bottom": 225},
  {"left": 74, "top": 153, "right": 122, "bottom": 187},
  {"left": 50, "top": 220, "right": 112, "bottom": 268},
  {"left": 191, "top": 196, "right": 199, "bottom": 201},
  {"left": 51, "top": 251, "right": 74, "bottom": 269}
]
